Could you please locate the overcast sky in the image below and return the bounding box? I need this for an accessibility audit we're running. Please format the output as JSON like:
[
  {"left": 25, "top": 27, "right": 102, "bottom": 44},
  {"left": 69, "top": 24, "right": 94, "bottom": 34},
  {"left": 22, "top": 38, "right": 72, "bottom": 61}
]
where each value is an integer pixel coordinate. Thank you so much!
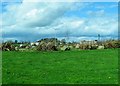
[{"left": 1, "top": 0, "right": 118, "bottom": 42}]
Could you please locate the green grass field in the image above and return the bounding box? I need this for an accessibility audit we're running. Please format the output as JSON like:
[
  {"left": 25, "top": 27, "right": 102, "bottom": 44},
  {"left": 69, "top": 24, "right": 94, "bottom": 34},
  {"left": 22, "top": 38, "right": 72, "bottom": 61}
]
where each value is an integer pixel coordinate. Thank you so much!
[{"left": 2, "top": 49, "right": 118, "bottom": 84}]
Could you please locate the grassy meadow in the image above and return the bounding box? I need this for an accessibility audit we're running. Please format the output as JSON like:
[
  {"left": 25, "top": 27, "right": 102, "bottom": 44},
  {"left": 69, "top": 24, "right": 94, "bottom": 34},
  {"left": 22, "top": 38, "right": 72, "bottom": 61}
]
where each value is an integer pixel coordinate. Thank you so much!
[{"left": 2, "top": 49, "right": 118, "bottom": 84}]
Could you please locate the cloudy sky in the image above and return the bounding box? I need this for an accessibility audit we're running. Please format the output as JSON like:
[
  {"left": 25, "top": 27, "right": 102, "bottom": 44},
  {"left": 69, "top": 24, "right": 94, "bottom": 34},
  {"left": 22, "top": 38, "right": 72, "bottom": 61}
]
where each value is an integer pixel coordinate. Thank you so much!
[{"left": 1, "top": 0, "right": 118, "bottom": 42}]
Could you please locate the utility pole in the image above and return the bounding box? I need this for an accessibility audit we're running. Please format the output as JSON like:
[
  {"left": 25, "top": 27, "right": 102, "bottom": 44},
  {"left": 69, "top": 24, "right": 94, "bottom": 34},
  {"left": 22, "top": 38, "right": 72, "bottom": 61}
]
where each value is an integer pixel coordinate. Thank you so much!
[
  {"left": 65, "top": 29, "right": 70, "bottom": 47},
  {"left": 98, "top": 34, "right": 100, "bottom": 45},
  {"left": 66, "top": 30, "right": 69, "bottom": 43},
  {"left": 54, "top": 28, "right": 58, "bottom": 46},
  {"left": 98, "top": 34, "right": 100, "bottom": 42}
]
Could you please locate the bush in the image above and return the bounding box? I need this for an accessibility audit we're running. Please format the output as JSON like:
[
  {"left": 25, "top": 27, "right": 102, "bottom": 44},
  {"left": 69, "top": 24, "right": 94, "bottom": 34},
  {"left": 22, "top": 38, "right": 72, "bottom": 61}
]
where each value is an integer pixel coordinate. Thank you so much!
[
  {"left": 36, "top": 42, "right": 57, "bottom": 51},
  {"left": 2, "top": 42, "right": 15, "bottom": 51},
  {"left": 60, "top": 45, "right": 70, "bottom": 51},
  {"left": 104, "top": 40, "right": 119, "bottom": 49},
  {"left": 80, "top": 44, "right": 90, "bottom": 50},
  {"left": 90, "top": 45, "right": 98, "bottom": 50},
  {"left": 36, "top": 43, "right": 46, "bottom": 51},
  {"left": 46, "top": 42, "right": 57, "bottom": 51}
]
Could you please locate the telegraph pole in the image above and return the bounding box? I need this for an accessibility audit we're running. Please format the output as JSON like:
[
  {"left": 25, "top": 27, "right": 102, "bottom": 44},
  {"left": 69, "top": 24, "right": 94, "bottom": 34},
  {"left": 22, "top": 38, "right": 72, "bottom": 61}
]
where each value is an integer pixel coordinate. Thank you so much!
[
  {"left": 54, "top": 28, "right": 58, "bottom": 46},
  {"left": 98, "top": 34, "right": 100, "bottom": 42},
  {"left": 98, "top": 34, "right": 101, "bottom": 45},
  {"left": 66, "top": 30, "right": 69, "bottom": 43}
]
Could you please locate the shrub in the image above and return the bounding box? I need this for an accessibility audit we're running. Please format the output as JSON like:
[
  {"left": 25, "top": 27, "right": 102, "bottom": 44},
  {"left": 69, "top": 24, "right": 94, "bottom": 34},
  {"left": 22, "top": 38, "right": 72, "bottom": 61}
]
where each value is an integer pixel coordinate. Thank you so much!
[
  {"left": 90, "top": 45, "right": 98, "bottom": 50},
  {"left": 36, "top": 44, "right": 46, "bottom": 51},
  {"left": 103, "top": 40, "right": 120, "bottom": 49},
  {"left": 2, "top": 42, "right": 15, "bottom": 51},
  {"left": 46, "top": 42, "right": 57, "bottom": 51}
]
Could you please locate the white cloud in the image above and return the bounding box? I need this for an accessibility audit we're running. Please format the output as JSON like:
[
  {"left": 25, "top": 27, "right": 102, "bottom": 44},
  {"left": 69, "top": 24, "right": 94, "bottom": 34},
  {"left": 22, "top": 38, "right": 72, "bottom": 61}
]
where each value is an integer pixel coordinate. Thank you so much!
[
  {"left": 87, "top": 10, "right": 105, "bottom": 17},
  {"left": 1, "top": 2, "right": 118, "bottom": 42}
]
